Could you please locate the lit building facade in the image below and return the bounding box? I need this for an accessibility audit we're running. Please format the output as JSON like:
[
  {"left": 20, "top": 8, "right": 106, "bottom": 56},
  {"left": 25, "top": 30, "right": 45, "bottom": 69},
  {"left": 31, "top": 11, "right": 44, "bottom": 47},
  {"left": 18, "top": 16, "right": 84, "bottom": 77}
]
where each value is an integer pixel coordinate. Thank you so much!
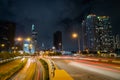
[
  {"left": 96, "top": 16, "right": 113, "bottom": 52},
  {"left": 31, "top": 24, "right": 37, "bottom": 53},
  {"left": 0, "top": 21, "right": 16, "bottom": 52},
  {"left": 23, "top": 24, "right": 37, "bottom": 54},
  {"left": 82, "top": 14, "right": 96, "bottom": 51},
  {"left": 113, "top": 34, "right": 120, "bottom": 49},
  {"left": 82, "top": 14, "right": 113, "bottom": 52}
]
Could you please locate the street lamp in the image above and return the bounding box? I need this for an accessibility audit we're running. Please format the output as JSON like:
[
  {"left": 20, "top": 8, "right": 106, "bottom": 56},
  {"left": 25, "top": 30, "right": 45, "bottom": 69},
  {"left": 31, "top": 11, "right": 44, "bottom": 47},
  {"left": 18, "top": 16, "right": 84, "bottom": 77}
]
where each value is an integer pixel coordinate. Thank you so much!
[
  {"left": 72, "top": 33, "right": 80, "bottom": 54},
  {"left": 1, "top": 44, "right": 5, "bottom": 47},
  {"left": 1, "top": 44, "right": 5, "bottom": 52},
  {"left": 72, "top": 33, "right": 78, "bottom": 38},
  {"left": 13, "top": 37, "right": 23, "bottom": 53},
  {"left": 25, "top": 37, "right": 33, "bottom": 54},
  {"left": 26, "top": 38, "right": 31, "bottom": 42}
]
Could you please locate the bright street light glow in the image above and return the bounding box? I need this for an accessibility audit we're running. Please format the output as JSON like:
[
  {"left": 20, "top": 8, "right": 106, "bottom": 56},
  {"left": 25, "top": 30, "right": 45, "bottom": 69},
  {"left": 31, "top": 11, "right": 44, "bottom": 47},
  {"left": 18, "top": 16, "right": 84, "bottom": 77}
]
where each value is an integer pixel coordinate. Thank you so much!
[
  {"left": 16, "top": 37, "right": 31, "bottom": 42},
  {"left": 26, "top": 38, "right": 31, "bottom": 42},
  {"left": 72, "top": 32, "right": 81, "bottom": 53},
  {"left": 29, "top": 44, "right": 33, "bottom": 48},
  {"left": 72, "top": 33, "right": 78, "bottom": 38},
  {"left": 17, "top": 37, "right": 23, "bottom": 41},
  {"left": 1, "top": 44, "right": 5, "bottom": 47}
]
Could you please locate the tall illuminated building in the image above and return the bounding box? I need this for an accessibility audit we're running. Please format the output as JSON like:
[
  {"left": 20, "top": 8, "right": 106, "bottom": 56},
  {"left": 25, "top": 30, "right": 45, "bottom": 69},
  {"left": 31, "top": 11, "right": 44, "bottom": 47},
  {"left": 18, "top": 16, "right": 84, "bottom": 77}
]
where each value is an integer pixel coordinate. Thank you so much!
[
  {"left": 0, "top": 21, "right": 16, "bottom": 52},
  {"left": 114, "top": 34, "right": 120, "bottom": 49},
  {"left": 31, "top": 24, "right": 37, "bottom": 53},
  {"left": 113, "top": 34, "right": 120, "bottom": 55},
  {"left": 82, "top": 14, "right": 96, "bottom": 51},
  {"left": 81, "top": 20, "right": 88, "bottom": 51},
  {"left": 96, "top": 16, "right": 113, "bottom": 52},
  {"left": 82, "top": 14, "right": 113, "bottom": 52},
  {"left": 23, "top": 24, "right": 37, "bottom": 54},
  {"left": 116, "top": 34, "right": 120, "bottom": 49},
  {"left": 53, "top": 31, "right": 62, "bottom": 51}
]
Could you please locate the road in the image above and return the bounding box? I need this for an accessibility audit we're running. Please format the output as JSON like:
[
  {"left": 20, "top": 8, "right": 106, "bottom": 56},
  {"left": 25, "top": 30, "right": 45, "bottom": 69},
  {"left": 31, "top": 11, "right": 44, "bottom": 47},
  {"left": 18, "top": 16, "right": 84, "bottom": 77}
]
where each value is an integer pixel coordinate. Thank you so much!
[
  {"left": 9, "top": 57, "right": 43, "bottom": 80},
  {"left": 51, "top": 56, "right": 120, "bottom": 80}
]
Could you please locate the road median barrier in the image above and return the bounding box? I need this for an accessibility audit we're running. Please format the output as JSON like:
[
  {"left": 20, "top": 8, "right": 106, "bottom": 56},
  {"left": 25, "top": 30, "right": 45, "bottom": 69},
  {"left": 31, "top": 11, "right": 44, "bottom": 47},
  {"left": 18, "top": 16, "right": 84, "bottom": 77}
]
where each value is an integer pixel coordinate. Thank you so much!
[
  {"left": 42, "top": 58, "right": 73, "bottom": 80},
  {"left": 80, "top": 57, "right": 120, "bottom": 64},
  {"left": 42, "top": 58, "right": 56, "bottom": 80},
  {"left": 101, "top": 59, "right": 108, "bottom": 62},
  {"left": 112, "top": 60, "right": 120, "bottom": 64},
  {"left": 39, "top": 58, "right": 49, "bottom": 80}
]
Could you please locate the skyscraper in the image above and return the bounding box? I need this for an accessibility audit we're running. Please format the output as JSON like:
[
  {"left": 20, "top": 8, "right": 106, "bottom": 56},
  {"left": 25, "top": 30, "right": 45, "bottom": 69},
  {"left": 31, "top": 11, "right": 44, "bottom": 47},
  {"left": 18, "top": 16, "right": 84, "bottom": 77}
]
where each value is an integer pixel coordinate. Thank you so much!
[
  {"left": 82, "top": 14, "right": 113, "bottom": 52},
  {"left": 113, "top": 34, "right": 120, "bottom": 49},
  {"left": 53, "top": 31, "right": 62, "bottom": 50},
  {"left": 82, "top": 14, "right": 96, "bottom": 51},
  {"left": 96, "top": 16, "right": 113, "bottom": 52},
  {"left": 31, "top": 24, "right": 38, "bottom": 53},
  {"left": 23, "top": 24, "right": 38, "bottom": 54},
  {"left": 0, "top": 21, "right": 16, "bottom": 52}
]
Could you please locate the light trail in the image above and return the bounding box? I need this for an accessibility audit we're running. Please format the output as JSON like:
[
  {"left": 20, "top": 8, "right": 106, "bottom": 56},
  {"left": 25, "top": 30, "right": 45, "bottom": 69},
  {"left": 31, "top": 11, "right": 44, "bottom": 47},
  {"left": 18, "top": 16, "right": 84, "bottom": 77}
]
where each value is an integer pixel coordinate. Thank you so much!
[
  {"left": 11, "top": 58, "right": 36, "bottom": 80},
  {"left": 74, "top": 59, "right": 120, "bottom": 71},
  {"left": 69, "top": 61, "right": 120, "bottom": 79}
]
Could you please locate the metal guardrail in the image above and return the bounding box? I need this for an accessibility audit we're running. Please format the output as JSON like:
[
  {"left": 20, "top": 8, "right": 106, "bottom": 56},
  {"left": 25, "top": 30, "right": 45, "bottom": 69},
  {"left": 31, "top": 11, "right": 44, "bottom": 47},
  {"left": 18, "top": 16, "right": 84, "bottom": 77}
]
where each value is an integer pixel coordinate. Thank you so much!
[
  {"left": 0, "top": 56, "right": 22, "bottom": 64},
  {"left": 42, "top": 58, "right": 56, "bottom": 80},
  {"left": 49, "top": 60, "right": 56, "bottom": 77}
]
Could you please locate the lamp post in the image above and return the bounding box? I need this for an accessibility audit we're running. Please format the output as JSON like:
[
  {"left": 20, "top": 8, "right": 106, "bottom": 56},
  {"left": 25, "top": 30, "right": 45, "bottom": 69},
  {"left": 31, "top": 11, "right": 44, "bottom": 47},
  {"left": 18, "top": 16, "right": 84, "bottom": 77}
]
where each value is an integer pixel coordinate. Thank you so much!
[
  {"left": 26, "top": 37, "right": 33, "bottom": 54},
  {"left": 16, "top": 37, "right": 23, "bottom": 51},
  {"left": 72, "top": 33, "right": 80, "bottom": 54},
  {"left": 0, "top": 44, "right": 5, "bottom": 52},
  {"left": 1, "top": 44, "right": 5, "bottom": 47}
]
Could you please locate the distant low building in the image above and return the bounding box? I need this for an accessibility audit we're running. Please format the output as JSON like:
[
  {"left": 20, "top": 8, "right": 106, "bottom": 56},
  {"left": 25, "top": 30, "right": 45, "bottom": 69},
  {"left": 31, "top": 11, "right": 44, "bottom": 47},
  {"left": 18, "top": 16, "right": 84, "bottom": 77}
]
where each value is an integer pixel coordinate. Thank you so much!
[{"left": 62, "top": 51, "right": 72, "bottom": 55}]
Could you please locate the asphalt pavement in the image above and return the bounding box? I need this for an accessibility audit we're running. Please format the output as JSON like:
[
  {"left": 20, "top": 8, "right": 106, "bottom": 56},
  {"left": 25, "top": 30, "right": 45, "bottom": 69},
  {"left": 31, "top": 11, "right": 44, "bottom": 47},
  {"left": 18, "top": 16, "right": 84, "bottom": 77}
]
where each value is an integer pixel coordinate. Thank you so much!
[{"left": 52, "top": 56, "right": 120, "bottom": 80}]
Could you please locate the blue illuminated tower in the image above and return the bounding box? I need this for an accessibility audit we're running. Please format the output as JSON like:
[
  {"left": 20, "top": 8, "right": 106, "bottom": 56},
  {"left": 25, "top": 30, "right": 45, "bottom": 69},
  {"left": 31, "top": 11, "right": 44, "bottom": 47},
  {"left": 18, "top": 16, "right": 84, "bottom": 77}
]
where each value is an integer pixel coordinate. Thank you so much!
[
  {"left": 23, "top": 24, "right": 37, "bottom": 54},
  {"left": 31, "top": 24, "right": 37, "bottom": 53}
]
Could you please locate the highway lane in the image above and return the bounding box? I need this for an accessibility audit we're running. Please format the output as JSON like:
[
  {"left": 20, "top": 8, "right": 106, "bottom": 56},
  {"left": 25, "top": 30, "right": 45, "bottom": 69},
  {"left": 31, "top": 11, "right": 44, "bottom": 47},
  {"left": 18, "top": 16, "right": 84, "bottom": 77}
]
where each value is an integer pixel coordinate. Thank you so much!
[
  {"left": 52, "top": 56, "right": 120, "bottom": 80},
  {"left": 34, "top": 57, "right": 44, "bottom": 80},
  {"left": 9, "top": 57, "right": 43, "bottom": 80}
]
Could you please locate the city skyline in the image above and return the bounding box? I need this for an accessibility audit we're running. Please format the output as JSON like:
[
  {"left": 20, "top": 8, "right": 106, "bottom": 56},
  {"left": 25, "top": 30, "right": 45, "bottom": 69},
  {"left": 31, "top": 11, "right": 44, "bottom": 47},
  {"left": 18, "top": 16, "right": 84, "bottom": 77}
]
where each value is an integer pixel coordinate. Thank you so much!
[
  {"left": 1, "top": 1, "right": 120, "bottom": 80},
  {"left": 0, "top": 0, "right": 120, "bottom": 50}
]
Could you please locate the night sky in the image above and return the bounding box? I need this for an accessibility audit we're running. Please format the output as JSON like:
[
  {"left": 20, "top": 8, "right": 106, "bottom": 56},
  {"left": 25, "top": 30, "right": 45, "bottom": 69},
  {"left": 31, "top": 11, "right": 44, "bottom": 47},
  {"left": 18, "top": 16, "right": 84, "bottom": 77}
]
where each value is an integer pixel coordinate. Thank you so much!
[{"left": 0, "top": 0, "right": 120, "bottom": 51}]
